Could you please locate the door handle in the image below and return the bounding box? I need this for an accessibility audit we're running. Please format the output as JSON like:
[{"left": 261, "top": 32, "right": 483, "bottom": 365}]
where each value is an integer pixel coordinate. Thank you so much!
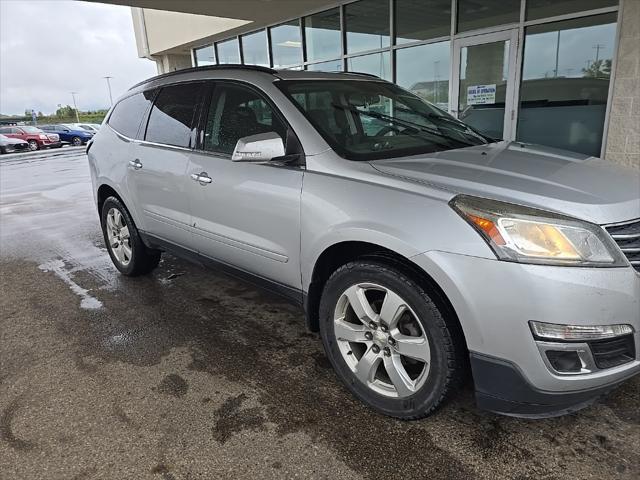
[
  {"left": 190, "top": 172, "right": 212, "bottom": 185},
  {"left": 129, "top": 159, "right": 142, "bottom": 170}
]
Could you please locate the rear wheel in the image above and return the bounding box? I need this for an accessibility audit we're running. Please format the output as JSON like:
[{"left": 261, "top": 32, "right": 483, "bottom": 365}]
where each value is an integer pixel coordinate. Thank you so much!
[
  {"left": 319, "top": 261, "right": 464, "bottom": 419},
  {"left": 101, "top": 196, "right": 161, "bottom": 276},
  {"left": 28, "top": 140, "right": 39, "bottom": 151}
]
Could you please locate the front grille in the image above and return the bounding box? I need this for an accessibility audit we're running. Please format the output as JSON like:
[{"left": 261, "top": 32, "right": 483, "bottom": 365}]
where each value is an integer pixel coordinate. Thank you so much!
[
  {"left": 588, "top": 335, "right": 636, "bottom": 369},
  {"left": 605, "top": 219, "right": 640, "bottom": 272}
]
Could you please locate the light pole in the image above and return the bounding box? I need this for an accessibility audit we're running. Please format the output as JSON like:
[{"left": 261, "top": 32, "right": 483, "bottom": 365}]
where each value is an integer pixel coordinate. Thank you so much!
[
  {"left": 70, "top": 92, "right": 80, "bottom": 123},
  {"left": 103, "top": 76, "right": 114, "bottom": 106}
]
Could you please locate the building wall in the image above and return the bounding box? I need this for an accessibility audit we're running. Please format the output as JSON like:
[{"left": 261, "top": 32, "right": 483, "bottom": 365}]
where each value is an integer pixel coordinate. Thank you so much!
[
  {"left": 605, "top": 0, "right": 639, "bottom": 169},
  {"left": 156, "top": 54, "right": 193, "bottom": 74},
  {"left": 141, "top": 9, "right": 249, "bottom": 56}
]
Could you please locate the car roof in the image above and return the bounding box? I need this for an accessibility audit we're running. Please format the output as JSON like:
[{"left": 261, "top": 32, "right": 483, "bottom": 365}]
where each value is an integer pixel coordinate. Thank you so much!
[{"left": 128, "top": 64, "right": 387, "bottom": 92}]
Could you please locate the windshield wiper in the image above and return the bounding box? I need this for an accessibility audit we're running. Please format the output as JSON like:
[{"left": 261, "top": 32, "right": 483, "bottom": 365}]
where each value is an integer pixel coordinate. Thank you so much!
[
  {"left": 394, "top": 106, "right": 491, "bottom": 143},
  {"left": 331, "top": 103, "right": 476, "bottom": 148}
]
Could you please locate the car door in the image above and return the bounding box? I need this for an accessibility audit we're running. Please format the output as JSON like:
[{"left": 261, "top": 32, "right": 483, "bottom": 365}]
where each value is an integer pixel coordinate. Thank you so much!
[
  {"left": 56, "top": 125, "right": 70, "bottom": 142},
  {"left": 187, "top": 81, "right": 304, "bottom": 292},
  {"left": 127, "top": 81, "right": 206, "bottom": 248}
]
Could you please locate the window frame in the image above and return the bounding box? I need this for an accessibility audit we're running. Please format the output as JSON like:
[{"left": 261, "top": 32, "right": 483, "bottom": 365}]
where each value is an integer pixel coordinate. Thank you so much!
[
  {"left": 141, "top": 81, "right": 207, "bottom": 150},
  {"left": 194, "top": 79, "right": 304, "bottom": 164},
  {"left": 106, "top": 90, "right": 158, "bottom": 141}
]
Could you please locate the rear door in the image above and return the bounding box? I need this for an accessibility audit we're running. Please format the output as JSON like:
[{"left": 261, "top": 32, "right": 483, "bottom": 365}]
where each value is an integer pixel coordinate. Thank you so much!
[
  {"left": 127, "top": 81, "right": 205, "bottom": 248},
  {"left": 186, "top": 81, "right": 303, "bottom": 291}
]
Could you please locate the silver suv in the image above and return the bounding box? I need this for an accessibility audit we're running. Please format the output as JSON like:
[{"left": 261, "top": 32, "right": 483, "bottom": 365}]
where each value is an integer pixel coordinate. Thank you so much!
[{"left": 88, "top": 66, "right": 640, "bottom": 419}]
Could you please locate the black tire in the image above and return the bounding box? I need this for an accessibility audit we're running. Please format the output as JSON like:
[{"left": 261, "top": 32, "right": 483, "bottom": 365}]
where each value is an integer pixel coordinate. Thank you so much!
[
  {"left": 71, "top": 136, "right": 82, "bottom": 146},
  {"left": 100, "top": 196, "right": 161, "bottom": 276},
  {"left": 28, "top": 140, "right": 39, "bottom": 151},
  {"left": 319, "top": 260, "right": 464, "bottom": 420}
]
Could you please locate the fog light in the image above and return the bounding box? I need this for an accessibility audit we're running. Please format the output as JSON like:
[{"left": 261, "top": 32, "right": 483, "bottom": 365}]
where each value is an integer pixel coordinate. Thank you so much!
[
  {"left": 545, "top": 350, "right": 582, "bottom": 373},
  {"left": 530, "top": 321, "right": 633, "bottom": 341}
]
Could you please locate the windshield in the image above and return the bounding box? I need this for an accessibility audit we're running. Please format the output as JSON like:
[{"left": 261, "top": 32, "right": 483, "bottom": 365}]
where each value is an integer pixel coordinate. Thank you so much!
[
  {"left": 21, "top": 126, "right": 43, "bottom": 134},
  {"left": 277, "top": 80, "right": 489, "bottom": 161}
]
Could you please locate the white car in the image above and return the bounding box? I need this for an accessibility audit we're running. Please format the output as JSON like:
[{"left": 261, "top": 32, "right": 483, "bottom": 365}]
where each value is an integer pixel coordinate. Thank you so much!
[
  {"left": 0, "top": 133, "right": 30, "bottom": 154},
  {"left": 73, "top": 123, "right": 101, "bottom": 133}
]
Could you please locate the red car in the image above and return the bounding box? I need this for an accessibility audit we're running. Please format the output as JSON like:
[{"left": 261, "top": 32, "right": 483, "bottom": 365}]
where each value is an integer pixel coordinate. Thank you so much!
[{"left": 0, "top": 125, "right": 62, "bottom": 151}]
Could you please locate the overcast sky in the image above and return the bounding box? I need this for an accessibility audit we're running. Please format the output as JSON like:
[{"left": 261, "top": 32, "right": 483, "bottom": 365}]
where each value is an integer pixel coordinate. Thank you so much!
[{"left": 0, "top": 0, "right": 157, "bottom": 116}]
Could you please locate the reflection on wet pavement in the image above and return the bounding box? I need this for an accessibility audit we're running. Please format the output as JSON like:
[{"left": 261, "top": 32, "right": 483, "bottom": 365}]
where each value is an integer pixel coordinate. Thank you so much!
[{"left": 1, "top": 149, "right": 639, "bottom": 479}]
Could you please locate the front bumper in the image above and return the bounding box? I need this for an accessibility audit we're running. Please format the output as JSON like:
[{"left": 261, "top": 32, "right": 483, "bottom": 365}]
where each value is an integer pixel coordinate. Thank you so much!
[
  {"left": 2, "top": 143, "right": 29, "bottom": 153},
  {"left": 411, "top": 250, "right": 640, "bottom": 416},
  {"left": 470, "top": 352, "right": 637, "bottom": 417}
]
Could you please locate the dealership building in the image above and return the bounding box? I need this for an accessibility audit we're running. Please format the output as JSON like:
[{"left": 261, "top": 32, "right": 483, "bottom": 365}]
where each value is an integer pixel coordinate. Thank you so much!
[{"left": 103, "top": 0, "right": 638, "bottom": 168}]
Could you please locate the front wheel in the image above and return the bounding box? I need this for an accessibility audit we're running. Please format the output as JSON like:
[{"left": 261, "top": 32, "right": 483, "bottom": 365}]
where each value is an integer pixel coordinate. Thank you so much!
[
  {"left": 28, "top": 140, "right": 39, "bottom": 151},
  {"left": 319, "top": 261, "right": 464, "bottom": 419},
  {"left": 71, "top": 136, "right": 82, "bottom": 146},
  {"left": 101, "top": 196, "right": 161, "bottom": 276}
]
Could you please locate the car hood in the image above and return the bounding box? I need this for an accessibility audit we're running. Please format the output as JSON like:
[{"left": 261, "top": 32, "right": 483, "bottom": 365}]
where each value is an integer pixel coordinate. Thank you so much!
[{"left": 370, "top": 141, "right": 640, "bottom": 224}]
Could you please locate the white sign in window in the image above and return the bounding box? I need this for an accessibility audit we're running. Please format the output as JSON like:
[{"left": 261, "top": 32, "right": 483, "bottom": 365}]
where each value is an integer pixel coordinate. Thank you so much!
[{"left": 467, "top": 84, "right": 496, "bottom": 105}]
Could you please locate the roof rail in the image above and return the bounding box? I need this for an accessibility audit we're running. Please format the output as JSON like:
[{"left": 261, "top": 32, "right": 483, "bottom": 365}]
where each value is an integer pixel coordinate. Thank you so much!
[
  {"left": 128, "top": 64, "right": 278, "bottom": 90},
  {"left": 342, "top": 71, "right": 380, "bottom": 79}
]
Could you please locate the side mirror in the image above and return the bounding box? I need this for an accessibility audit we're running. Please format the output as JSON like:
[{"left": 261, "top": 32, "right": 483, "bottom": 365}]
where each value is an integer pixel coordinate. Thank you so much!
[{"left": 231, "top": 132, "right": 285, "bottom": 162}]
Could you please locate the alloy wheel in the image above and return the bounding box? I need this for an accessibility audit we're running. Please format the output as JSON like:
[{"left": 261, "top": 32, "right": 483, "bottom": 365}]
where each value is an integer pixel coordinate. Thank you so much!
[
  {"left": 106, "top": 207, "right": 132, "bottom": 266},
  {"left": 333, "top": 283, "right": 431, "bottom": 398},
  {"left": 72, "top": 137, "right": 82, "bottom": 146},
  {"left": 28, "top": 140, "right": 38, "bottom": 151}
]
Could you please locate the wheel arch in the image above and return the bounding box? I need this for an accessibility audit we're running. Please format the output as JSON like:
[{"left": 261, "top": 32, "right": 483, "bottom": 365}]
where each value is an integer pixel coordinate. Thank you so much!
[
  {"left": 97, "top": 183, "right": 123, "bottom": 215},
  {"left": 304, "top": 240, "right": 469, "bottom": 358}
]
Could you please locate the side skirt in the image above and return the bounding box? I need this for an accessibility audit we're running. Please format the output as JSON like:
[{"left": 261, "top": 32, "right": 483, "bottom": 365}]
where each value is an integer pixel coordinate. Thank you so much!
[{"left": 139, "top": 231, "right": 304, "bottom": 307}]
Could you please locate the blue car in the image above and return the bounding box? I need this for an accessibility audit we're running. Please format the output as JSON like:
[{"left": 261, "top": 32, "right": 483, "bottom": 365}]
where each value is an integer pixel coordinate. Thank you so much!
[{"left": 39, "top": 124, "right": 94, "bottom": 146}]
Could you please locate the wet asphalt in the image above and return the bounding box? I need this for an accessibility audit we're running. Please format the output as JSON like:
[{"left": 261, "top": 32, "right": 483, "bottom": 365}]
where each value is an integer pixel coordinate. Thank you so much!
[{"left": 0, "top": 148, "right": 638, "bottom": 480}]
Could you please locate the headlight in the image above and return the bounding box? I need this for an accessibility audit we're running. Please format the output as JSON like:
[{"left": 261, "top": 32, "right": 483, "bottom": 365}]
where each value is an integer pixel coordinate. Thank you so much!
[
  {"left": 450, "top": 195, "right": 627, "bottom": 267},
  {"left": 39, "top": 134, "right": 47, "bottom": 139}
]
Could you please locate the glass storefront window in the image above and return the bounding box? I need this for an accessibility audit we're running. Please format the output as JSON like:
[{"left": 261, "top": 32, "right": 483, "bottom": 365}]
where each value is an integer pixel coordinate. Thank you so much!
[
  {"left": 346, "top": 51, "right": 391, "bottom": 81},
  {"left": 517, "top": 13, "right": 617, "bottom": 156},
  {"left": 217, "top": 38, "right": 240, "bottom": 64},
  {"left": 304, "top": 8, "right": 341, "bottom": 62},
  {"left": 457, "top": 0, "right": 520, "bottom": 32},
  {"left": 241, "top": 30, "right": 269, "bottom": 66},
  {"left": 395, "top": 0, "right": 451, "bottom": 44},
  {"left": 194, "top": 45, "right": 215, "bottom": 66},
  {"left": 345, "top": 0, "right": 390, "bottom": 54},
  {"left": 526, "top": 0, "right": 618, "bottom": 21},
  {"left": 306, "top": 59, "right": 343, "bottom": 72},
  {"left": 396, "top": 41, "right": 450, "bottom": 111},
  {"left": 270, "top": 21, "right": 303, "bottom": 68}
]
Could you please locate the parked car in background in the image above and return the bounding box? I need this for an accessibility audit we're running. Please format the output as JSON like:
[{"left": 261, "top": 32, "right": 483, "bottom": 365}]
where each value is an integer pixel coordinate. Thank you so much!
[
  {"left": 0, "top": 125, "right": 61, "bottom": 150},
  {"left": 0, "top": 134, "right": 29, "bottom": 153},
  {"left": 72, "top": 123, "right": 101, "bottom": 133},
  {"left": 40, "top": 124, "right": 94, "bottom": 146}
]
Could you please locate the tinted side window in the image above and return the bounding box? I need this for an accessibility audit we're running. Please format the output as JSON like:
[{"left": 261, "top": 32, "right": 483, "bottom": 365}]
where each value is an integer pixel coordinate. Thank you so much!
[
  {"left": 108, "top": 91, "right": 154, "bottom": 139},
  {"left": 203, "top": 84, "right": 287, "bottom": 154},
  {"left": 145, "top": 82, "right": 204, "bottom": 148},
  {"left": 0, "top": 127, "right": 10, "bottom": 134}
]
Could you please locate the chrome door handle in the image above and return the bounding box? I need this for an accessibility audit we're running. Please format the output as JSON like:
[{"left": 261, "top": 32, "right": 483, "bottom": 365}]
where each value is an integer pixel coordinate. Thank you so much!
[
  {"left": 190, "top": 172, "right": 212, "bottom": 185},
  {"left": 129, "top": 159, "right": 142, "bottom": 170}
]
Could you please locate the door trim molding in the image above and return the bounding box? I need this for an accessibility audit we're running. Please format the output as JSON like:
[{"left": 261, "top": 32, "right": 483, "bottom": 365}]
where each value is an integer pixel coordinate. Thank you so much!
[{"left": 140, "top": 231, "right": 303, "bottom": 305}]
